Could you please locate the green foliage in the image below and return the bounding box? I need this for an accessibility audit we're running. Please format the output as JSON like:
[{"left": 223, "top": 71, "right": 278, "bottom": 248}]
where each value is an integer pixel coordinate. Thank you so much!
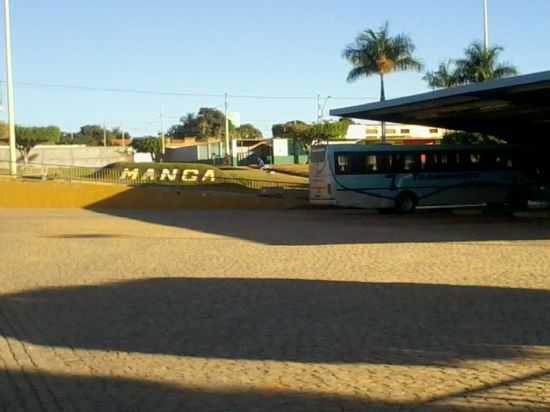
[
  {"left": 272, "top": 121, "right": 310, "bottom": 140},
  {"left": 442, "top": 131, "right": 507, "bottom": 145},
  {"left": 272, "top": 119, "right": 352, "bottom": 149},
  {"left": 343, "top": 21, "right": 423, "bottom": 100},
  {"left": 423, "top": 60, "right": 460, "bottom": 89},
  {"left": 59, "top": 125, "right": 130, "bottom": 146},
  {"left": 167, "top": 108, "right": 234, "bottom": 141},
  {"left": 231, "top": 124, "right": 263, "bottom": 140},
  {"left": 310, "top": 120, "right": 351, "bottom": 142},
  {"left": 456, "top": 42, "right": 518, "bottom": 83},
  {"left": 15, "top": 125, "right": 61, "bottom": 163},
  {"left": 130, "top": 137, "right": 163, "bottom": 162},
  {"left": 424, "top": 42, "right": 518, "bottom": 89}
]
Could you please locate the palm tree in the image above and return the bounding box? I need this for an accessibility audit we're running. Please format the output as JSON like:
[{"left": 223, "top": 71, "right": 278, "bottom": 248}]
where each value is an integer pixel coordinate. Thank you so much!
[
  {"left": 342, "top": 22, "right": 423, "bottom": 141},
  {"left": 423, "top": 60, "right": 460, "bottom": 89},
  {"left": 455, "top": 41, "right": 518, "bottom": 83}
]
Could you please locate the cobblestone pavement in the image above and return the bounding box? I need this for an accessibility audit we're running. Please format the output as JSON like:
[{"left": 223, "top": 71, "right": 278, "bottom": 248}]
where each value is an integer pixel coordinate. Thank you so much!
[{"left": 1, "top": 208, "right": 550, "bottom": 411}]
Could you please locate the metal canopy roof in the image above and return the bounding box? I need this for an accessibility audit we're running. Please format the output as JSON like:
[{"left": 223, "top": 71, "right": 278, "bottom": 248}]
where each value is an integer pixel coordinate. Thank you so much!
[{"left": 330, "top": 71, "right": 550, "bottom": 141}]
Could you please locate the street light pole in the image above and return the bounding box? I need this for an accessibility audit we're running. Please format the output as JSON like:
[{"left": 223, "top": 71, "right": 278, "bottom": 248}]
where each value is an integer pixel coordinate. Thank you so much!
[
  {"left": 224, "top": 93, "right": 230, "bottom": 164},
  {"left": 483, "top": 0, "right": 490, "bottom": 50},
  {"left": 3, "top": 0, "right": 17, "bottom": 175}
]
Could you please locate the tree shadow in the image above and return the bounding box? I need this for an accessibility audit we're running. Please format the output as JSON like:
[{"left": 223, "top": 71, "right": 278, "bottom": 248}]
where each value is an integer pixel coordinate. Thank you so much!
[
  {"left": 2, "top": 278, "right": 550, "bottom": 366},
  {"left": 87, "top": 205, "right": 550, "bottom": 246},
  {"left": 1, "top": 368, "right": 548, "bottom": 412}
]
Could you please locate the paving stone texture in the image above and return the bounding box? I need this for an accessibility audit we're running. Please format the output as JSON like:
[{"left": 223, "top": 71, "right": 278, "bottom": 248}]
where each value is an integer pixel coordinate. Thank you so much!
[{"left": 0, "top": 208, "right": 549, "bottom": 411}]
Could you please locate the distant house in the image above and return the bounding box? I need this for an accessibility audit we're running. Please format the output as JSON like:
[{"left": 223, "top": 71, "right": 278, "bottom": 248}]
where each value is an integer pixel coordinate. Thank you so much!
[
  {"left": 163, "top": 140, "right": 227, "bottom": 164},
  {"left": 345, "top": 123, "right": 445, "bottom": 145}
]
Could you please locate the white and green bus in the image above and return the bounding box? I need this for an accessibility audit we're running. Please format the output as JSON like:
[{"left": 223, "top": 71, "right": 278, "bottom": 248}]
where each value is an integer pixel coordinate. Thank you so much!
[{"left": 309, "top": 144, "right": 540, "bottom": 213}]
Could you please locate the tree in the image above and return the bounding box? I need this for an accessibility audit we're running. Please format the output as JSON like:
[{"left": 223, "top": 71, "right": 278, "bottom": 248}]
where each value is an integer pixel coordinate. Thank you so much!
[
  {"left": 424, "top": 42, "right": 518, "bottom": 89},
  {"left": 309, "top": 119, "right": 352, "bottom": 144},
  {"left": 442, "top": 131, "right": 506, "bottom": 145},
  {"left": 15, "top": 126, "right": 61, "bottom": 164},
  {"left": 167, "top": 108, "right": 234, "bottom": 141},
  {"left": 342, "top": 22, "right": 423, "bottom": 141},
  {"left": 130, "top": 137, "right": 163, "bottom": 162},
  {"left": 423, "top": 60, "right": 460, "bottom": 89},
  {"left": 231, "top": 124, "right": 263, "bottom": 140},
  {"left": 343, "top": 22, "right": 423, "bottom": 101},
  {"left": 455, "top": 42, "right": 518, "bottom": 83},
  {"left": 272, "top": 119, "right": 351, "bottom": 151},
  {"left": 272, "top": 121, "right": 310, "bottom": 140},
  {"left": 58, "top": 125, "right": 131, "bottom": 146},
  {"left": 77, "top": 125, "right": 109, "bottom": 145}
]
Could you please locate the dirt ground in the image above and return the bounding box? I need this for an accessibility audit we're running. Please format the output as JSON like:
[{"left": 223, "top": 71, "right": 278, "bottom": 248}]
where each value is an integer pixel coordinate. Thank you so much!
[{"left": 1, "top": 208, "right": 549, "bottom": 411}]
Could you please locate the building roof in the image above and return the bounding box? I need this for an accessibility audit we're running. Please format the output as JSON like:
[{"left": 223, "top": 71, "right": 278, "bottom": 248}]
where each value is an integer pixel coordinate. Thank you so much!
[{"left": 330, "top": 71, "right": 550, "bottom": 140}]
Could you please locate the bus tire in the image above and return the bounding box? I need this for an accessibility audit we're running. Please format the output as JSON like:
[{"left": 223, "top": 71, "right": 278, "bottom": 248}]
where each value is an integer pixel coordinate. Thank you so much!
[{"left": 395, "top": 192, "right": 417, "bottom": 214}]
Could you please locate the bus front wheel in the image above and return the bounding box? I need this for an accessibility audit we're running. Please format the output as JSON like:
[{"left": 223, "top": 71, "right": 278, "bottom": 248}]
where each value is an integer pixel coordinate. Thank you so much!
[{"left": 395, "top": 192, "right": 417, "bottom": 214}]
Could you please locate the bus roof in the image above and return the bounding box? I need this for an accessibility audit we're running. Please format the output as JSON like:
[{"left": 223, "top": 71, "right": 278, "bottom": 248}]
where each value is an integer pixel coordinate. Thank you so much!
[{"left": 316, "top": 144, "right": 524, "bottom": 153}]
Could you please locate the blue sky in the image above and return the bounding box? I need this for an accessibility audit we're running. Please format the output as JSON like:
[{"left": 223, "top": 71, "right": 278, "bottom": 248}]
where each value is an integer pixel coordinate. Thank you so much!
[{"left": 3, "top": 0, "right": 550, "bottom": 137}]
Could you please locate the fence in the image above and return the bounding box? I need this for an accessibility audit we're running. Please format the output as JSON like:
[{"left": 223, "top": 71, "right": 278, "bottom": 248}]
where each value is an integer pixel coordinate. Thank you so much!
[{"left": 0, "top": 162, "right": 309, "bottom": 193}]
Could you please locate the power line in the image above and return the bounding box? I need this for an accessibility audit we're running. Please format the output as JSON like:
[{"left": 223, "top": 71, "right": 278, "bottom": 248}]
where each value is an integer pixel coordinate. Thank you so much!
[
  {"left": 0, "top": 80, "right": 377, "bottom": 101},
  {"left": 8, "top": 81, "right": 224, "bottom": 98}
]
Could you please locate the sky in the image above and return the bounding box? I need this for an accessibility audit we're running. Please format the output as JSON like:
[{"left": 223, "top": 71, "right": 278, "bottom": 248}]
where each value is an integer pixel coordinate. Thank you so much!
[{"left": 2, "top": 0, "right": 550, "bottom": 137}]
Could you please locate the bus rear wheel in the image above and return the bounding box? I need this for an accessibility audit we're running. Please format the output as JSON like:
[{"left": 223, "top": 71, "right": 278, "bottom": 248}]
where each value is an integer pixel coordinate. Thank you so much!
[{"left": 395, "top": 192, "right": 417, "bottom": 214}]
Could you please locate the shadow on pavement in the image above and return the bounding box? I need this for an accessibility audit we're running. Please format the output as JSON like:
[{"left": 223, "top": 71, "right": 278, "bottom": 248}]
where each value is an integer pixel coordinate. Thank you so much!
[
  {"left": 2, "top": 368, "right": 549, "bottom": 412},
  {"left": 2, "top": 278, "right": 550, "bottom": 365},
  {"left": 87, "top": 206, "right": 550, "bottom": 245}
]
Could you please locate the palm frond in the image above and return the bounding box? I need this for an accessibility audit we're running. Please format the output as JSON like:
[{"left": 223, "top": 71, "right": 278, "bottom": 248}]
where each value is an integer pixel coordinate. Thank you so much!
[
  {"left": 493, "top": 63, "right": 518, "bottom": 79},
  {"left": 346, "top": 66, "right": 371, "bottom": 83}
]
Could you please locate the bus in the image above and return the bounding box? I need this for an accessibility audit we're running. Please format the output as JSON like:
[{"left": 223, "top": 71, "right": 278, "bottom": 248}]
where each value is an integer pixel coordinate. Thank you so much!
[{"left": 309, "top": 144, "right": 543, "bottom": 213}]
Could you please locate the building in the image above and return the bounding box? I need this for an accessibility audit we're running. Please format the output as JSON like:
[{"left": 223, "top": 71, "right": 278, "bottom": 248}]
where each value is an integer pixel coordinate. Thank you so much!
[{"left": 345, "top": 123, "right": 445, "bottom": 145}]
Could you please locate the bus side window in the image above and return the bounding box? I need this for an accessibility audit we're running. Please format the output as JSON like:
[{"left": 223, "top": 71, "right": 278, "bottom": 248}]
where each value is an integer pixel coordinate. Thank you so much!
[
  {"left": 459, "top": 152, "right": 471, "bottom": 170},
  {"left": 423, "top": 152, "right": 440, "bottom": 172},
  {"left": 470, "top": 152, "right": 481, "bottom": 170},
  {"left": 453, "top": 152, "right": 462, "bottom": 169},
  {"left": 505, "top": 153, "right": 514, "bottom": 169},
  {"left": 440, "top": 153, "right": 450, "bottom": 171},
  {"left": 403, "top": 153, "right": 417, "bottom": 172},
  {"left": 420, "top": 153, "right": 428, "bottom": 171},
  {"left": 494, "top": 153, "right": 508, "bottom": 170},
  {"left": 336, "top": 155, "right": 351, "bottom": 174},
  {"left": 380, "top": 154, "right": 393, "bottom": 173},
  {"left": 391, "top": 154, "right": 405, "bottom": 173},
  {"left": 365, "top": 155, "right": 378, "bottom": 173},
  {"left": 482, "top": 152, "right": 496, "bottom": 169}
]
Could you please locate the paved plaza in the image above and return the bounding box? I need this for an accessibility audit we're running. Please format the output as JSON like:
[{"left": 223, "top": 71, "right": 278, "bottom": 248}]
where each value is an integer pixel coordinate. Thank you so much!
[{"left": 1, "top": 208, "right": 550, "bottom": 411}]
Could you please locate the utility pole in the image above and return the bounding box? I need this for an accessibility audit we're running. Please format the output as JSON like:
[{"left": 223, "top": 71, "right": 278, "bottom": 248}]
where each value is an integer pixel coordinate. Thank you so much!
[
  {"left": 103, "top": 122, "right": 107, "bottom": 147},
  {"left": 224, "top": 93, "right": 230, "bottom": 163},
  {"left": 318, "top": 95, "right": 331, "bottom": 123},
  {"left": 483, "top": 0, "right": 490, "bottom": 50},
  {"left": 160, "top": 112, "right": 166, "bottom": 156},
  {"left": 316, "top": 94, "right": 321, "bottom": 123},
  {"left": 3, "top": 0, "right": 16, "bottom": 175}
]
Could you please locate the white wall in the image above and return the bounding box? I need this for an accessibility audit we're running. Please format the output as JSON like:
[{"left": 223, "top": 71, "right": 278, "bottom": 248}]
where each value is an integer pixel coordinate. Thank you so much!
[
  {"left": 0, "top": 145, "right": 132, "bottom": 168},
  {"left": 345, "top": 123, "right": 446, "bottom": 140}
]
